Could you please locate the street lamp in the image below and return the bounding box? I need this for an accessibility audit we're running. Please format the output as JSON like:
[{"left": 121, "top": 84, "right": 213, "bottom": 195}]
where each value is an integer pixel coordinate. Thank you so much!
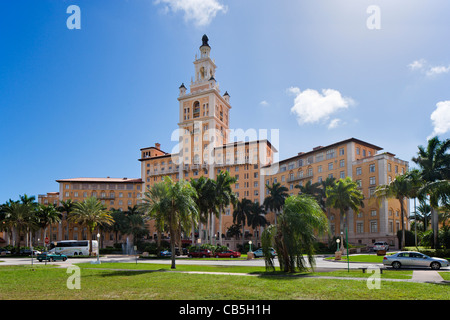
[
  {"left": 336, "top": 238, "right": 340, "bottom": 251},
  {"left": 96, "top": 233, "right": 100, "bottom": 264},
  {"left": 248, "top": 240, "right": 252, "bottom": 253}
]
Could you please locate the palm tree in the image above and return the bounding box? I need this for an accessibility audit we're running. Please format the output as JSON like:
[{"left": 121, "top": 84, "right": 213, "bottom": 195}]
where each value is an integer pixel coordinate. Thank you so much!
[
  {"left": 124, "top": 214, "right": 149, "bottom": 246},
  {"left": 36, "top": 203, "right": 62, "bottom": 249},
  {"left": 326, "top": 177, "right": 364, "bottom": 252},
  {"left": 263, "top": 182, "right": 289, "bottom": 226},
  {"left": 374, "top": 173, "right": 414, "bottom": 249},
  {"left": 58, "top": 199, "right": 75, "bottom": 242},
  {"left": 261, "top": 194, "right": 329, "bottom": 273},
  {"left": 68, "top": 197, "right": 114, "bottom": 256},
  {"left": 2, "top": 200, "right": 38, "bottom": 248},
  {"left": 215, "top": 171, "right": 237, "bottom": 245},
  {"left": 412, "top": 136, "right": 450, "bottom": 248},
  {"left": 140, "top": 177, "right": 198, "bottom": 269},
  {"left": 190, "top": 177, "right": 215, "bottom": 245},
  {"left": 247, "top": 201, "right": 268, "bottom": 246},
  {"left": 295, "top": 180, "right": 322, "bottom": 198},
  {"left": 414, "top": 200, "right": 431, "bottom": 231},
  {"left": 233, "top": 198, "right": 252, "bottom": 249}
]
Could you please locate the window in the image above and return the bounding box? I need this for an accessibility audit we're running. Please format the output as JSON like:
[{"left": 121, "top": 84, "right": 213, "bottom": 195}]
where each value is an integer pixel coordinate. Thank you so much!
[
  {"left": 318, "top": 165, "right": 322, "bottom": 173},
  {"left": 356, "top": 147, "right": 360, "bottom": 155},
  {"left": 369, "top": 176, "right": 376, "bottom": 185},
  {"left": 308, "top": 168, "right": 313, "bottom": 176},
  {"left": 340, "top": 159, "right": 345, "bottom": 168},
  {"left": 339, "top": 148, "right": 345, "bottom": 156},
  {"left": 370, "top": 221, "right": 378, "bottom": 233},
  {"left": 356, "top": 167, "right": 362, "bottom": 175},
  {"left": 356, "top": 179, "right": 362, "bottom": 187},
  {"left": 328, "top": 162, "right": 333, "bottom": 170},
  {"left": 357, "top": 222, "right": 364, "bottom": 234},
  {"left": 340, "top": 171, "right": 345, "bottom": 179},
  {"left": 371, "top": 210, "right": 377, "bottom": 216},
  {"left": 326, "top": 149, "right": 336, "bottom": 159},
  {"left": 388, "top": 163, "right": 391, "bottom": 172},
  {"left": 369, "top": 164, "right": 376, "bottom": 173}
]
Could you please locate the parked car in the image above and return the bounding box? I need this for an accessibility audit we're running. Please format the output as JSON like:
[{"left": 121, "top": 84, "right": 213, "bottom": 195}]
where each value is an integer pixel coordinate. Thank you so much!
[
  {"left": 373, "top": 242, "right": 389, "bottom": 252},
  {"left": 19, "top": 249, "right": 41, "bottom": 256},
  {"left": 188, "top": 249, "right": 211, "bottom": 258},
  {"left": 214, "top": 250, "right": 241, "bottom": 258},
  {"left": 37, "top": 252, "right": 68, "bottom": 262},
  {"left": 383, "top": 251, "right": 450, "bottom": 270},
  {"left": 160, "top": 250, "right": 172, "bottom": 257},
  {"left": 0, "top": 248, "right": 12, "bottom": 255},
  {"left": 252, "top": 248, "right": 277, "bottom": 258}
]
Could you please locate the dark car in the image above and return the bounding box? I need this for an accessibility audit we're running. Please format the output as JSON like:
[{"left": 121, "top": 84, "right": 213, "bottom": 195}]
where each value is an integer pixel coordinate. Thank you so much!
[
  {"left": 214, "top": 250, "right": 241, "bottom": 258},
  {"left": 37, "top": 252, "right": 68, "bottom": 262},
  {"left": 188, "top": 249, "right": 211, "bottom": 258},
  {"left": 0, "top": 248, "right": 12, "bottom": 255}
]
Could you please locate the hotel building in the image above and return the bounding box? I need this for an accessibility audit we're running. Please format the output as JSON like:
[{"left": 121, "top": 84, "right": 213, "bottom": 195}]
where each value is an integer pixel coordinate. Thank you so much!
[{"left": 29, "top": 35, "right": 409, "bottom": 250}]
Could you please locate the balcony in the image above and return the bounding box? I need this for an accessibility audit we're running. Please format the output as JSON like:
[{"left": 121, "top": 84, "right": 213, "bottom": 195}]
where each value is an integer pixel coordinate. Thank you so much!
[{"left": 287, "top": 173, "right": 313, "bottom": 183}]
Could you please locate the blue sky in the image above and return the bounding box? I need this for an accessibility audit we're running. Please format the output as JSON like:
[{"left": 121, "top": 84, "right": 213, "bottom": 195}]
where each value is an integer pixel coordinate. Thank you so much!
[{"left": 1, "top": 0, "right": 449, "bottom": 203}]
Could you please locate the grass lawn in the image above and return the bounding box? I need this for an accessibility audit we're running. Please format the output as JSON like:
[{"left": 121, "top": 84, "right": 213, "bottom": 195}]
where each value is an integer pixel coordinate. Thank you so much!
[{"left": 0, "top": 263, "right": 445, "bottom": 300}]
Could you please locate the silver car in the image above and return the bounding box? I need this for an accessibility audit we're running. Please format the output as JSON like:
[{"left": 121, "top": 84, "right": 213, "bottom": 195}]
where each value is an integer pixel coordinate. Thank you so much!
[{"left": 383, "top": 251, "right": 450, "bottom": 270}]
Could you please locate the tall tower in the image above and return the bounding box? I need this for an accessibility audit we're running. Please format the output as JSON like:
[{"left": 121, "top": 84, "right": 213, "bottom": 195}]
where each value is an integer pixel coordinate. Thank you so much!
[{"left": 177, "top": 35, "right": 232, "bottom": 166}]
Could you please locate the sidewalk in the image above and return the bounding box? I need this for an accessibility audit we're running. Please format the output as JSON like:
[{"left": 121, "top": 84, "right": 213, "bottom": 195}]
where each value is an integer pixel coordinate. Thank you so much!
[{"left": 411, "top": 270, "right": 446, "bottom": 284}]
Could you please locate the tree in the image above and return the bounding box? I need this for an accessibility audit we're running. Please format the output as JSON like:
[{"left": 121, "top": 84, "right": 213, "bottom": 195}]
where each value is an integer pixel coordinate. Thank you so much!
[
  {"left": 233, "top": 198, "right": 252, "bottom": 249},
  {"left": 412, "top": 136, "right": 450, "bottom": 248},
  {"left": 326, "top": 177, "right": 364, "bottom": 251},
  {"left": 36, "top": 203, "right": 62, "bottom": 249},
  {"left": 190, "top": 176, "right": 216, "bottom": 245},
  {"left": 58, "top": 199, "right": 75, "bottom": 242},
  {"left": 263, "top": 182, "right": 289, "bottom": 226},
  {"left": 262, "top": 195, "right": 328, "bottom": 273},
  {"left": 68, "top": 197, "right": 114, "bottom": 256},
  {"left": 247, "top": 201, "right": 268, "bottom": 246},
  {"left": 2, "top": 200, "right": 38, "bottom": 248},
  {"left": 374, "top": 173, "right": 415, "bottom": 250},
  {"left": 140, "top": 177, "right": 198, "bottom": 269},
  {"left": 215, "top": 171, "right": 237, "bottom": 245}
]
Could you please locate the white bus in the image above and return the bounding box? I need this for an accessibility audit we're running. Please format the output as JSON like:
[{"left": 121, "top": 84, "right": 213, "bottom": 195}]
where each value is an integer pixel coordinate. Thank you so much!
[{"left": 48, "top": 240, "right": 98, "bottom": 256}]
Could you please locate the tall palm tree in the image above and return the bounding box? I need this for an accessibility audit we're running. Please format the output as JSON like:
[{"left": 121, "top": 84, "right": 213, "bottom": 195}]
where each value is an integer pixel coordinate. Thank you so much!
[
  {"left": 58, "top": 199, "right": 75, "bottom": 242},
  {"left": 68, "top": 197, "right": 114, "bottom": 256},
  {"left": 412, "top": 136, "right": 450, "bottom": 248},
  {"left": 262, "top": 194, "right": 329, "bottom": 273},
  {"left": 139, "top": 181, "right": 169, "bottom": 256},
  {"left": 247, "top": 201, "right": 268, "bottom": 246},
  {"left": 190, "top": 176, "right": 215, "bottom": 245},
  {"left": 2, "top": 201, "right": 38, "bottom": 248},
  {"left": 215, "top": 171, "right": 237, "bottom": 245},
  {"left": 233, "top": 198, "right": 252, "bottom": 249},
  {"left": 263, "top": 182, "right": 289, "bottom": 226},
  {"left": 140, "top": 177, "right": 198, "bottom": 269},
  {"left": 326, "top": 177, "right": 364, "bottom": 251},
  {"left": 374, "top": 173, "right": 414, "bottom": 249},
  {"left": 36, "top": 203, "right": 62, "bottom": 249}
]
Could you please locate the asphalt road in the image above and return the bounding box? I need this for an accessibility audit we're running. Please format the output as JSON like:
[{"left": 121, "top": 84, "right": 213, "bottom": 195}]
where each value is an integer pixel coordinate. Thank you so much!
[{"left": 0, "top": 254, "right": 385, "bottom": 270}]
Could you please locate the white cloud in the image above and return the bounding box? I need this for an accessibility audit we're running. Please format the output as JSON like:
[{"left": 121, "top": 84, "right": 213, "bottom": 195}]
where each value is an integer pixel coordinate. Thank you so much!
[
  {"left": 259, "top": 100, "right": 269, "bottom": 107},
  {"left": 428, "top": 100, "right": 450, "bottom": 139},
  {"left": 288, "top": 87, "right": 354, "bottom": 128},
  {"left": 154, "top": 0, "right": 227, "bottom": 27},
  {"left": 408, "top": 59, "right": 450, "bottom": 77},
  {"left": 408, "top": 59, "right": 426, "bottom": 71},
  {"left": 426, "top": 65, "right": 450, "bottom": 77},
  {"left": 328, "top": 118, "right": 342, "bottom": 129}
]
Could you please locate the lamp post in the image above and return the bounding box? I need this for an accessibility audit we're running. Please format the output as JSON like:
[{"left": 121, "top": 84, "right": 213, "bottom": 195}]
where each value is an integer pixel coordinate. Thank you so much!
[
  {"left": 248, "top": 240, "right": 252, "bottom": 253},
  {"left": 96, "top": 233, "right": 100, "bottom": 265}
]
